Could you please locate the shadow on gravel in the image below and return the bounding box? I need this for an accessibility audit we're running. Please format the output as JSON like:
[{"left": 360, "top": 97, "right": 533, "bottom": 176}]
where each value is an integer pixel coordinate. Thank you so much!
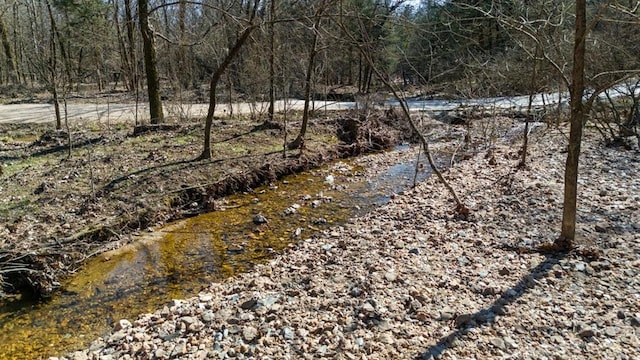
[{"left": 419, "top": 250, "right": 569, "bottom": 360}]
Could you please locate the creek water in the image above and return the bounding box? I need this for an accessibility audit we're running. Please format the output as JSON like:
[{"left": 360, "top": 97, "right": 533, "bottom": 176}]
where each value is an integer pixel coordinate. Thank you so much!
[{"left": 0, "top": 149, "right": 432, "bottom": 359}]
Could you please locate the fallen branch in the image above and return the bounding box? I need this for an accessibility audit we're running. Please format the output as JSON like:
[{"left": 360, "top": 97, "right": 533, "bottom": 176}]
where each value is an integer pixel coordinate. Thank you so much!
[{"left": 338, "top": 21, "right": 469, "bottom": 218}]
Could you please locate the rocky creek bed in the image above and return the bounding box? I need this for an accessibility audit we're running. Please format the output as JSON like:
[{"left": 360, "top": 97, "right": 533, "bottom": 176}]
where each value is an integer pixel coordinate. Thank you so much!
[{"left": 58, "top": 125, "right": 640, "bottom": 360}]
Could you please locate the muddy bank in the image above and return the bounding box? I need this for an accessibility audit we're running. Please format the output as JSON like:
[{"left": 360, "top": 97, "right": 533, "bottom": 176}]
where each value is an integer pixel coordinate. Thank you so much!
[{"left": 0, "top": 110, "right": 412, "bottom": 300}]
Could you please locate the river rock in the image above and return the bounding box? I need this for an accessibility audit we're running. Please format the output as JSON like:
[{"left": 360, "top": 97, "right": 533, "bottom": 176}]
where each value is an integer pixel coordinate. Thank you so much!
[
  {"left": 490, "top": 337, "right": 506, "bottom": 350},
  {"left": 243, "top": 326, "right": 259, "bottom": 342},
  {"left": 71, "top": 352, "right": 88, "bottom": 360},
  {"left": 439, "top": 307, "right": 455, "bottom": 321},
  {"left": 578, "top": 328, "right": 596, "bottom": 338},
  {"left": 503, "top": 337, "right": 518, "bottom": 349},
  {"left": 108, "top": 331, "right": 127, "bottom": 343},
  {"left": 58, "top": 128, "right": 640, "bottom": 360},
  {"left": 283, "top": 204, "right": 300, "bottom": 215},
  {"left": 199, "top": 294, "right": 213, "bottom": 302},
  {"left": 113, "top": 319, "right": 132, "bottom": 332},
  {"left": 252, "top": 215, "right": 268, "bottom": 224},
  {"left": 282, "top": 327, "right": 295, "bottom": 340},
  {"left": 384, "top": 271, "right": 397, "bottom": 282},
  {"left": 604, "top": 326, "right": 619, "bottom": 337},
  {"left": 240, "top": 298, "right": 258, "bottom": 310}
]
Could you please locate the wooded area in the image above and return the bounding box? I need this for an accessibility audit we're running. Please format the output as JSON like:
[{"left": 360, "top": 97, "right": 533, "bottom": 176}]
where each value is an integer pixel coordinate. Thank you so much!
[
  {"left": 1, "top": 1, "right": 640, "bottom": 358},
  {"left": 0, "top": 0, "right": 638, "bottom": 285},
  {"left": 1, "top": 0, "right": 638, "bottom": 105}
]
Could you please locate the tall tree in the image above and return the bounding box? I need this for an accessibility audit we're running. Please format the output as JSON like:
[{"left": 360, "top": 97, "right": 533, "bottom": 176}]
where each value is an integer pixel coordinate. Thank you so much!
[
  {"left": 199, "top": 0, "right": 261, "bottom": 160},
  {"left": 556, "top": 0, "right": 587, "bottom": 249},
  {"left": 267, "top": 0, "right": 277, "bottom": 123},
  {"left": 139, "top": 0, "right": 164, "bottom": 124},
  {"left": 44, "top": 0, "right": 63, "bottom": 130},
  {"left": 0, "top": 15, "right": 18, "bottom": 84},
  {"left": 288, "top": 1, "right": 332, "bottom": 150}
]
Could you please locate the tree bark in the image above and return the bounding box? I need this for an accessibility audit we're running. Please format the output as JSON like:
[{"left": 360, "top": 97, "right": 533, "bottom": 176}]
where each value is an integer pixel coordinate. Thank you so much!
[
  {"left": 519, "top": 42, "right": 541, "bottom": 168},
  {"left": 139, "top": 0, "right": 164, "bottom": 124},
  {"left": 124, "top": 0, "right": 138, "bottom": 92},
  {"left": 288, "top": 8, "right": 322, "bottom": 150},
  {"left": 267, "top": 0, "right": 276, "bottom": 123},
  {"left": 200, "top": 24, "right": 258, "bottom": 160},
  {"left": 556, "top": 0, "right": 587, "bottom": 250},
  {"left": 45, "top": 0, "right": 62, "bottom": 130},
  {"left": 0, "top": 16, "right": 18, "bottom": 84}
]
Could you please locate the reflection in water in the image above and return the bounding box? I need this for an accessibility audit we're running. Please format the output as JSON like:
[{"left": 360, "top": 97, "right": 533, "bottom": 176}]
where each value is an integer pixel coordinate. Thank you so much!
[{"left": 0, "top": 155, "right": 432, "bottom": 359}]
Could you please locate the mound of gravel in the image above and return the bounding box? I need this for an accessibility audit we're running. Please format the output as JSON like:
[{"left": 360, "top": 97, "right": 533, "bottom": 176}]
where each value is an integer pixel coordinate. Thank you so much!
[{"left": 60, "top": 126, "right": 640, "bottom": 360}]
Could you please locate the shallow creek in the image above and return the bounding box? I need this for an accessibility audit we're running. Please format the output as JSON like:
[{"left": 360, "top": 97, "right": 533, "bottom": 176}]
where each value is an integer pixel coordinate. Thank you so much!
[{"left": 0, "top": 150, "right": 432, "bottom": 359}]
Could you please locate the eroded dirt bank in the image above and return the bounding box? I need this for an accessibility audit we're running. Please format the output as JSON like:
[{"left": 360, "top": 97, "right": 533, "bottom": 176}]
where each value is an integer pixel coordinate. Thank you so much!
[
  {"left": 0, "top": 110, "right": 408, "bottom": 299},
  {"left": 62, "top": 127, "right": 640, "bottom": 359}
]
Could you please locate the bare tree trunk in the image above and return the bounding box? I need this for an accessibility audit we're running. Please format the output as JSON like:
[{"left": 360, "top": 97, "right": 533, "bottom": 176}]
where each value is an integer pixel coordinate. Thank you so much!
[
  {"left": 200, "top": 23, "right": 258, "bottom": 160},
  {"left": 556, "top": 0, "right": 587, "bottom": 250},
  {"left": 177, "top": 0, "right": 191, "bottom": 90},
  {"left": 519, "top": 42, "right": 541, "bottom": 168},
  {"left": 0, "top": 16, "right": 18, "bottom": 84},
  {"left": 288, "top": 5, "right": 323, "bottom": 150},
  {"left": 45, "top": 0, "right": 62, "bottom": 130},
  {"left": 139, "top": 0, "right": 164, "bottom": 124},
  {"left": 124, "top": 0, "right": 138, "bottom": 92},
  {"left": 113, "top": 0, "right": 131, "bottom": 92},
  {"left": 64, "top": 97, "right": 71, "bottom": 158},
  {"left": 45, "top": 0, "right": 72, "bottom": 87},
  {"left": 267, "top": 0, "right": 276, "bottom": 123}
]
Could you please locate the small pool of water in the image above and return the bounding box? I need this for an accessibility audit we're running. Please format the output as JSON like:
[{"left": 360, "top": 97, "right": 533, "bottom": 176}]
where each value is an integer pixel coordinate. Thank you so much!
[{"left": 0, "top": 152, "right": 432, "bottom": 359}]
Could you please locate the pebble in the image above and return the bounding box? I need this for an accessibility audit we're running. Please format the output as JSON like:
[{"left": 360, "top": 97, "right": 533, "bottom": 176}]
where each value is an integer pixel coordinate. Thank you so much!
[
  {"left": 282, "top": 327, "right": 295, "bottom": 340},
  {"left": 503, "top": 337, "right": 518, "bottom": 349},
  {"left": 113, "top": 319, "right": 132, "bottom": 332},
  {"left": 604, "top": 326, "right": 619, "bottom": 337},
  {"left": 439, "top": 307, "right": 455, "bottom": 321},
  {"left": 61, "top": 130, "right": 640, "bottom": 360},
  {"left": 252, "top": 215, "right": 268, "bottom": 225},
  {"left": 384, "top": 271, "right": 397, "bottom": 282},
  {"left": 490, "top": 337, "right": 506, "bottom": 350},
  {"left": 578, "top": 328, "right": 596, "bottom": 338},
  {"left": 242, "top": 326, "right": 258, "bottom": 342}
]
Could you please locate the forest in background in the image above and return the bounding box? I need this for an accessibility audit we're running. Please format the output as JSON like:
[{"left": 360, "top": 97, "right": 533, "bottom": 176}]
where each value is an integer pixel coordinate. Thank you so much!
[
  {"left": 1, "top": 0, "right": 639, "bottom": 103},
  {"left": 1, "top": 0, "right": 640, "bottom": 299}
]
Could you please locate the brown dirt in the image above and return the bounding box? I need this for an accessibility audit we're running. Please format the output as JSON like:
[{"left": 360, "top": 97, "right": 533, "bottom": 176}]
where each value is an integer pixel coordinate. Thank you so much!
[{"left": 0, "top": 110, "right": 409, "bottom": 300}]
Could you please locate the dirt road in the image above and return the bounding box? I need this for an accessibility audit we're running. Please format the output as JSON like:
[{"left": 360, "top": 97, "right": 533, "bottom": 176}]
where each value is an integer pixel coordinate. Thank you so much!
[{"left": 0, "top": 100, "right": 357, "bottom": 124}]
